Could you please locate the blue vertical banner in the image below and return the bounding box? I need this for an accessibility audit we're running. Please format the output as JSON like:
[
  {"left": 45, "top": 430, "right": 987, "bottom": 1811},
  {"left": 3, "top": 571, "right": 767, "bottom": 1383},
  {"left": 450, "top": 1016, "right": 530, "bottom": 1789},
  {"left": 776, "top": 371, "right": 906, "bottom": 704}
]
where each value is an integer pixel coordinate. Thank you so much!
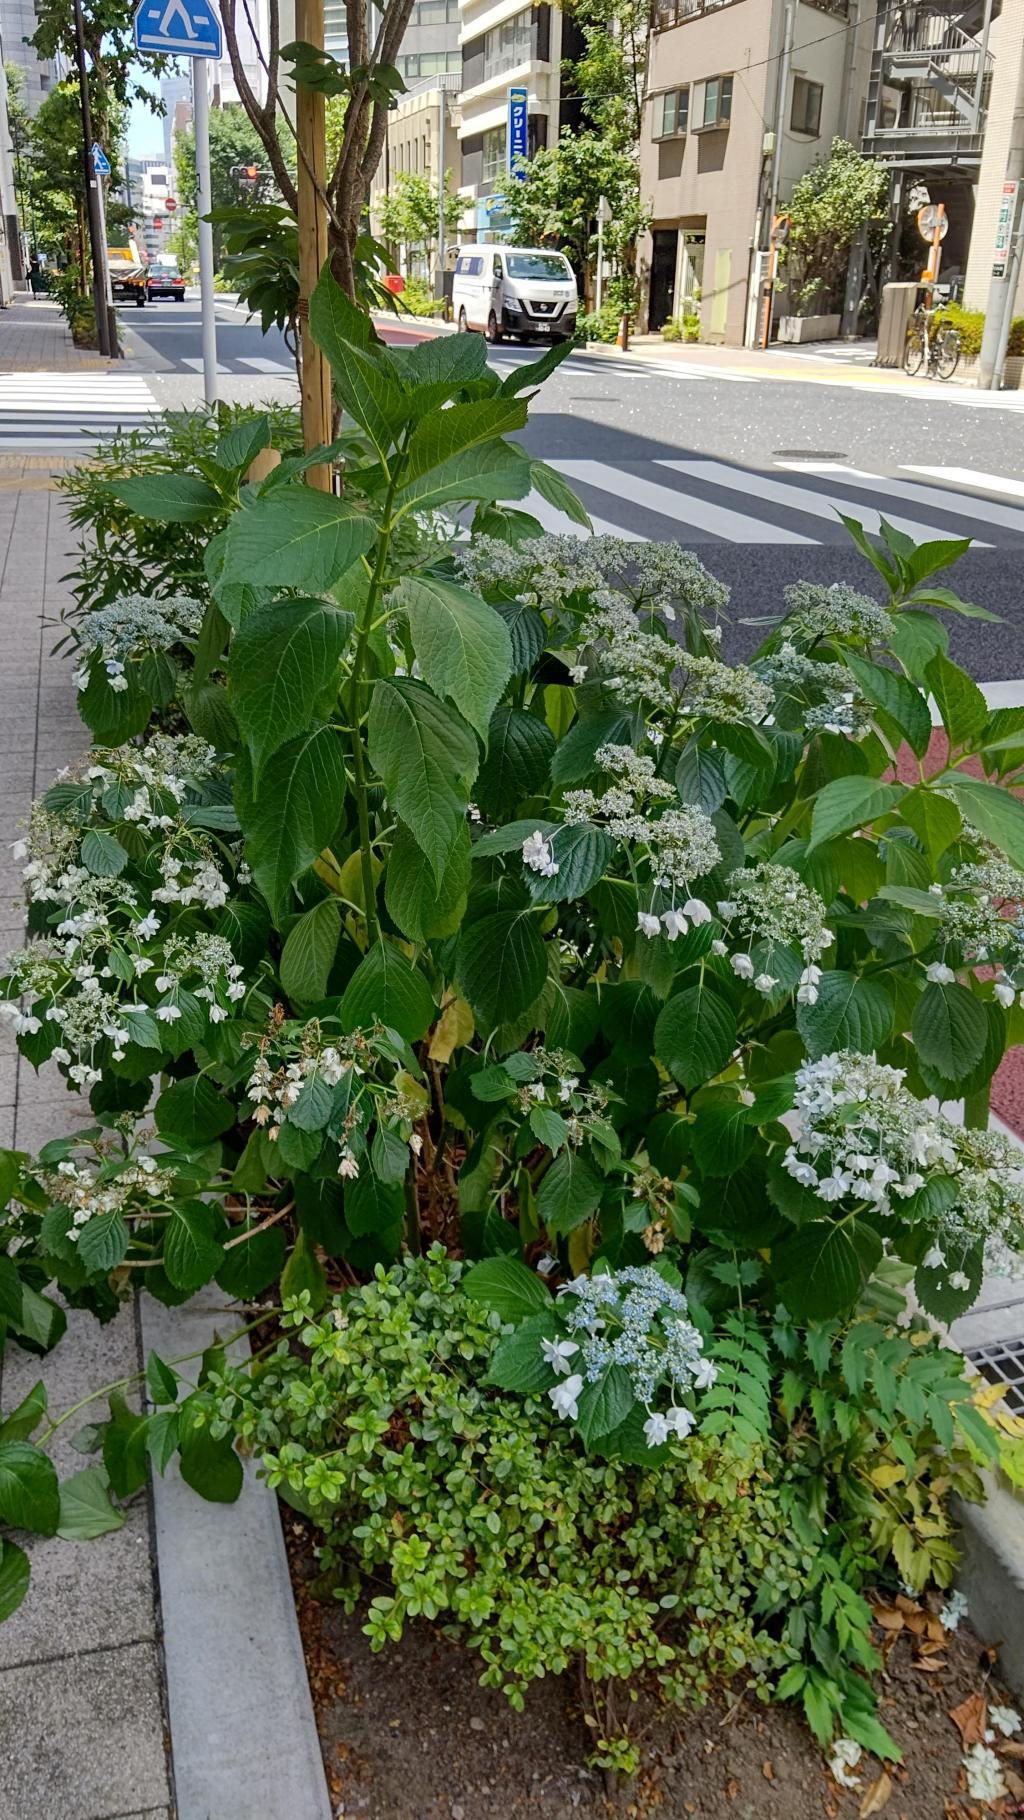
[{"left": 508, "top": 86, "right": 528, "bottom": 178}]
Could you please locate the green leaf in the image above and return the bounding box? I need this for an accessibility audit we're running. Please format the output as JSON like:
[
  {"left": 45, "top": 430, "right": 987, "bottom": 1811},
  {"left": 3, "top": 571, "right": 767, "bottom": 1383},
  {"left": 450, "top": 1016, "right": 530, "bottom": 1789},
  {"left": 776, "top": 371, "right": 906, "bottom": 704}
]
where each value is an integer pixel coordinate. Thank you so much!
[
  {"left": 56, "top": 1465, "right": 125, "bottom": 1540},
  {"left": 529, "top": 1104, "right": 569, "bottom": 1152},
  {"left": 524, "top": 823, "right": 614, "bottom": 905},
  {"left": 550, "top": 711, "right": 630, "bottom": 787},
  {"left": 494, "top": 598, "right": 546, "bottom": 674},
  {"left": 77, "top": 660, "right": 151, "bottom": 745},
  {"left": 889, "top": 608, "right": 947, "bottom": 681},
  {"left": 485, "top": 1309, "right": 560, "bottom": 1390},
  {"left": 368, "top": 678, "right": 479, "bottom": 885},
  {"left": 279, "top": 1229, "right": 327, "bottom": 1312},
  {"left": 576, "top": 1364, "right": 634, "bottom": 1448},
  {"left": 112, "top": 473, "right": 221, "bottom": 523},
  {"left": 808, "top": 776, "right": 905, "bottom": 851},
  {"left": 280, "top": 896, "right": 341, "bottom": 1002},
  {"left": 344, "top": 1169, "right": 404, "bottom": 1238},
  {"left": 145, "top": 1351, "right": 180, "bottom": 1406},
  {"left": 528, "top": 458, "right": 591, "bottom": 528},
  {"left": 340, "top": 941, "right": 436, "bottom": 1041},
  {"left": 230, "top": 597, "right": 354, "bottom": 777},
  {"left": 455, "top": 908, "right": 547, "bottom": 1027},
  {"left": 398, "top": 576, "right": 513, "bottom": 742},
  {"left": 690, "top": 1102, "right": 755, "bottom": 1177},
  {"left": 462, "top": 1256, "right": 550, "bottom": 1322},
  {"left": 385, "top": 819, "right": 469, "bottom": 942},
  {"left": 309, "top": 266, "right": 408, "bottom": 455},
  {"left": 899, "top": 788, "right": 961, "bottom": 861},
  {"left": 843, "top": 653, "right": 931, "bottom": 758},
  {"left": 393, "top": 438, "right": 532, "bottom": 518},
  {"left": 0, "top": 1441, "right": 59, "bottom": 1535},
  {"left": 0, "top": 1257, "right": 22, "bottom": 1324},
  {"left": 178, "top": 1398, "right": 243, "bottom": 1504},
  {"left": 222, "top": 488, "right": 374, "bottom": 593},
  {"left": 75, "top": 1208, "right": 130, "bottom": 1274},
  {"left": 774, "top": 1219, "right": 883, "bottom": 1320},
  {"left": 237, "top": 727, "right": 347, "bottom": 924},
  {"left": 938, "top": 774, "right": 1024, "bottom": 871},
  {"left": 797, "top": 972, "right": 894, "bottom": 1060},
  {"left": 0, "top": 1382, "right": 47, "bottom": 1443},
  {"left": 402, "top": 396, "right": 529, "bottom": 486},
  {"left": 655, "top": 983, "right": 736, "bottom": 1091},
  {"left": 102, "top": 1396, "right": 150, "bottom": 1498},
  {"left": 154, "top": 1075, "right": 236, "bottom": 1148},
  {"left": 387, "top": 326, "right": 489, "bottom": 411},
  {"left": 914, "top": 1240, "right": 984, "bottom": 1323},
  {"left": 471, "top": 818, "right": 558, "bottom": 857},
  {"left": 925, "top": 650, "right": 988, "bottom": 748},
  {"left": 473, "top": 705, "right": 554, "bottom": 820},
  {"left": 912, "top": 981, "right": 988, "bottom": 1082},
  {"left": 538, "top": 1148, "right": 604, "bottom": 1236},
  {"left": 501, "top": 336, "right": 576, "bottom": 397},
  {"left": 214, "top": 412, "right": 271, "bottom": 473},
  {"left": 162, "top": 1201, "right": 225, "bottom": 1293},
  {"left": 676, "top": 745, "right": 728, "bottom": 814},
  {"left": 0, "top": 1537, "right": 30, "bottom": 1620},
  {"left": 80, "top": 828, "right": 128, "bottom": 878},
  {"left": 215, "top": 1225, "right": 287, "bottom": 1299}
]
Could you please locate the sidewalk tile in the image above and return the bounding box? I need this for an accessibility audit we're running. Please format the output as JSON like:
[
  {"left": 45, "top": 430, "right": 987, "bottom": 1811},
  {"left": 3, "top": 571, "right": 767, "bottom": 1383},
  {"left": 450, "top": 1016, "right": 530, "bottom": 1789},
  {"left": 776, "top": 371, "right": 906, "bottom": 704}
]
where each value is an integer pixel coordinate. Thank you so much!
[{"left": 0, "top": 1642, "right": 171, "bottom": 1820}]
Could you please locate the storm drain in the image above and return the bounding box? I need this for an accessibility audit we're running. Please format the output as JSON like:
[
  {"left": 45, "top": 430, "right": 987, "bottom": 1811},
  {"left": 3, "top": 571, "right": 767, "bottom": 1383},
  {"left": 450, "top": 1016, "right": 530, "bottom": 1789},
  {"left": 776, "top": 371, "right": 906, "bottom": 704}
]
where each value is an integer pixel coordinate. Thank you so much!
[
  {"left": 965, "top": 1338, "right": 1024, "bottom": 1414},
  {"left": 773, "top": 449, "right": 847, "bottom": 460}
]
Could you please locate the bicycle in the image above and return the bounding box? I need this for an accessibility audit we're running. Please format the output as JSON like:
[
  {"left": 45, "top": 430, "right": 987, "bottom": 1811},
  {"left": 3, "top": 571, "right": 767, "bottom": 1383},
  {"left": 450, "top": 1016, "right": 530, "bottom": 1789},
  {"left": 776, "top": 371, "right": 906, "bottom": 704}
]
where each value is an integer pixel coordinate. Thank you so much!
[{"left": 903, "top": 304, "right": 961, "bottom": 380}]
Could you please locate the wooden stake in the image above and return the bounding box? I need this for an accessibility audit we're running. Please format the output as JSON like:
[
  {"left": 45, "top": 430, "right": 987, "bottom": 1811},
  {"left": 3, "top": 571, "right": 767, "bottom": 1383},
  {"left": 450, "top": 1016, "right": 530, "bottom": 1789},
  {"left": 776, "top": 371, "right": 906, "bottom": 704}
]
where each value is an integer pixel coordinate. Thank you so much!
[{"left": 295, "top": 0, "right": 333, "bottom": 491}]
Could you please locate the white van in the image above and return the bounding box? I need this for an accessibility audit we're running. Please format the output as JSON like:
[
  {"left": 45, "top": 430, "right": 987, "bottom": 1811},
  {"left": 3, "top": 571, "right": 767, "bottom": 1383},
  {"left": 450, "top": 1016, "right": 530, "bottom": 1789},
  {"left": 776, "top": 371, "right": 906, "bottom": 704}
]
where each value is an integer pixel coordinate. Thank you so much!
[{"left": 452, "top": 245, "right": 578, "bottom": 344}]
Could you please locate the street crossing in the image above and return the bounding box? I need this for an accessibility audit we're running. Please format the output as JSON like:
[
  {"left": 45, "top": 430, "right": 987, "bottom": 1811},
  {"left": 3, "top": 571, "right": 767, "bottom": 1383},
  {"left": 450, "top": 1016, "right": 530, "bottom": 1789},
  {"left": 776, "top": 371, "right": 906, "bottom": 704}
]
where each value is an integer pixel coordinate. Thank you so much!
[
  {"left": 534, "top": 455, "right": 1024, "bottom": 548},
  {"left": 0, "top": 372, "right": 159, "bottom": 452}
]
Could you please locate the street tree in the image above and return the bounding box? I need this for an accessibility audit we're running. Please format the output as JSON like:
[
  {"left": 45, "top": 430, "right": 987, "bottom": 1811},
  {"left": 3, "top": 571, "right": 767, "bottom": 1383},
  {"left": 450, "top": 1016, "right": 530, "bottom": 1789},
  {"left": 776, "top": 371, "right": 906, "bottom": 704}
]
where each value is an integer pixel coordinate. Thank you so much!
[
  {"left": 373, "top": 169, "right": 462, "bottom": 278},
  {"left": 30, "top": 0, "right": 168, "bottom": 158},
  {"left": 172, "top": 102, "right": 294, "bottom": 269},
  {"left": 782, "top": 138, "right": 890, "bottom": 317},
  {"left": 12, "top": 79, "right": 129, "bottom": 271}
]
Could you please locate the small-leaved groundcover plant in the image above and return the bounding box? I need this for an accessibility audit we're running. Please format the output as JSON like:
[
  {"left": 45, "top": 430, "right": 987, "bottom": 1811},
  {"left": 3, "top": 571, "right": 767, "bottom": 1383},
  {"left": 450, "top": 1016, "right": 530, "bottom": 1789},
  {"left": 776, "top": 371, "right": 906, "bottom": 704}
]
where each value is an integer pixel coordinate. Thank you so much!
[{"left": 2, "top": 268, "right": 1024, "bottom": 1765}]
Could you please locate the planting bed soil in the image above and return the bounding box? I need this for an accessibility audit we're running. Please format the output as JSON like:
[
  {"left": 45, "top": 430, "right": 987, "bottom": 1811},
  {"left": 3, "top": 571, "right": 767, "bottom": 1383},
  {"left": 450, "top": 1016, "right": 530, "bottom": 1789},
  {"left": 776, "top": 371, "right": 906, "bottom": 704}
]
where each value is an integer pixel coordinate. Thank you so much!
[{"left": 285, "top": 1518, "right": 1024, "bottom": 1820}]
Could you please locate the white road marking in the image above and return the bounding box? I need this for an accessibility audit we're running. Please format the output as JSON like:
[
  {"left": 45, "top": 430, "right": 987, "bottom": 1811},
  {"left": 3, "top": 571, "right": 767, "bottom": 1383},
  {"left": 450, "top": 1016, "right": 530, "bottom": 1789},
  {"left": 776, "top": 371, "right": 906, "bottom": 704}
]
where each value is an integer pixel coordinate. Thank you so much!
[{"left": 552, "top": 460, "right": 816, "bottom": 543}]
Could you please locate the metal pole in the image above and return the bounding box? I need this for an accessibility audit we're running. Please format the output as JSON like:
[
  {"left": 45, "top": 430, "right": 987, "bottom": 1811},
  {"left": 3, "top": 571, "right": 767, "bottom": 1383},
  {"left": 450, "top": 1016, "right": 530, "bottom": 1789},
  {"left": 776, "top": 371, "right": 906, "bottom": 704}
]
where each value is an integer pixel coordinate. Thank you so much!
[
  {"left": 437, "top": 88, "right": 446, "bottom": 297},
  {"left": 192, "top": 59, "right": 219, "bottom": 408},
  {"left": 71, "top": 0, "right": 110, "bottom": 356},
  {"left": 596, "top": 215, "right": 604, "bottom": 313},
  {"left": 984, "top": 197, "right": 1024, "bottom": 391},
  {"left": 766, "top": 0, "right": 796, "bottom": 254},
  {"left": 980, "top": 46, "right": 1024, "bottom": 389}
]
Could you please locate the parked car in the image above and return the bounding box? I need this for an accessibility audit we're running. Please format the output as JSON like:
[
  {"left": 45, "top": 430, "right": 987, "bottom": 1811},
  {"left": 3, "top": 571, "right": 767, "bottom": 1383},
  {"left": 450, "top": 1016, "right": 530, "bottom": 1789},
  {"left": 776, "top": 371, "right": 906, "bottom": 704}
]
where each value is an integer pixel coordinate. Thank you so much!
[
  {"left": 146, "top": 263, "right": 186, "bottom": 301},
  {"left": 108, "top": 260, "right": 149, "bottom": 306},
  {"left": 452, "top": 245, "right": 578, "bottom": 344}
]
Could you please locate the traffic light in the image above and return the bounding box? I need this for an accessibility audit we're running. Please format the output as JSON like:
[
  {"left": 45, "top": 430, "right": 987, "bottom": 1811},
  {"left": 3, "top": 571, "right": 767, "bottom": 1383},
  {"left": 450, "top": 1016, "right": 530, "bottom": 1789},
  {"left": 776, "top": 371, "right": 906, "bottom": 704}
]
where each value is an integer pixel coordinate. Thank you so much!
[{"left": 231, "top": 163, "right": 265, "bottom": 195}]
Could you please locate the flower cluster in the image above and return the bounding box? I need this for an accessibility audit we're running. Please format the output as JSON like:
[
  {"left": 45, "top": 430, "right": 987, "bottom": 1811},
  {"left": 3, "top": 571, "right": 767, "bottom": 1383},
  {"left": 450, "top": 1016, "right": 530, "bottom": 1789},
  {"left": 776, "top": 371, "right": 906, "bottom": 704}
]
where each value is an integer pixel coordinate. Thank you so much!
[
  {"left": 929, "top": 858, "right": 1024, "bottom": 1004},
  {"left": 244, "top": 1018, "right": 421, "bottom": 1179},
  {"left": 509, "top": 1046, "right": 611, "bottom": 1147},
  {"left": 568, "top": 592, "right": 768, "bottom": 726},
  {"left": 454, "top": 534, "right": 729, "bottom": 626},
  {"left": 544, "top": 1265, "right": 716, "bottom": 1448},
  {"left": 72, "top": 592, "right": 205, "bottom": 690},
  {"left": 562, "top": 744, "right": 720, "bottom": 935},
  {"left": 781, "top": 581, "right": 892, "bottom": 646},
  {"left": 39, "top": 1150, "right": 175, "bottom": 1239},
  {"left": 782, "top": 1051, "right": 1024, "bottom": 1277},
  {"left": 756, "top": 643, "right": 869, "bottom": 738},
  {"left": 714, "top": 862, "right": 833, "bottom": 1000}
]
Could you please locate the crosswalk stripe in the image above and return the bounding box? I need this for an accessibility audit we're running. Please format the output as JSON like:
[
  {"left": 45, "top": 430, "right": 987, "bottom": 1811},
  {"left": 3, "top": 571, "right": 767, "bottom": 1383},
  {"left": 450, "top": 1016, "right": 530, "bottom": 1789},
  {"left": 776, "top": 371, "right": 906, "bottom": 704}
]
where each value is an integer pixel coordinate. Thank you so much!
[
  {"left": 776, "top": 463, "right": 1024, "bottom": 538},
  {"left": 522, "top": 487, "right": 643, "bottom": 540},
  {"left": 236, "top": 355, "right": 292, "bottom": 373},
  {"left": 903, "top": 465, "right": 1024, "bottom": 502},
  {"left": 551, "top": 460, "right": 816, "bottom": 544},
  {"left": 656, "top": 457, "right": 985, "bottom": 546},
  {"left": 0, "top": 370, "right": 159, "bottom": 449}
]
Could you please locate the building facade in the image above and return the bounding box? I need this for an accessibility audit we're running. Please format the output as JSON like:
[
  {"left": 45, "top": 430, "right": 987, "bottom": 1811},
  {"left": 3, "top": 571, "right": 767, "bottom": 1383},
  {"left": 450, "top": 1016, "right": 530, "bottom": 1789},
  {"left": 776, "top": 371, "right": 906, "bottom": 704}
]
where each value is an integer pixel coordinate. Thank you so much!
[
  {"left": 639, "top": 0, "right": 867, "bottom": 345},
  {"left": 456, "top": 0, "right": 583, "bottom": 238},
  {"left": 0, "top": 0, "right": 61, "bottom": 116},
  {"left": 962, "top": 0, "right": 1024, "bottom": 313},
  {"left": 372, "top": 76, "right": 461, "bottom": 281}
]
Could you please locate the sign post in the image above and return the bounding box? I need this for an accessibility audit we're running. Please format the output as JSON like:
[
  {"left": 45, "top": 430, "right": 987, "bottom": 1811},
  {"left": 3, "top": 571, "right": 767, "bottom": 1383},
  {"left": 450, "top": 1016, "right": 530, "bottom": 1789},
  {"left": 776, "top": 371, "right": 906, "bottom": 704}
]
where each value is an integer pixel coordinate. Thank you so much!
[
  {"left": 134, "top": 0, "right": 221, "bottom": 406},
  {"left": 508, "top": 86, "right": 528, "bottom": 179},
  {"left": 92, "top": 150, "right": 114, "bottom": 313},
  {"left": 595, "top": 194, "right": 611, "bottom": 314}
]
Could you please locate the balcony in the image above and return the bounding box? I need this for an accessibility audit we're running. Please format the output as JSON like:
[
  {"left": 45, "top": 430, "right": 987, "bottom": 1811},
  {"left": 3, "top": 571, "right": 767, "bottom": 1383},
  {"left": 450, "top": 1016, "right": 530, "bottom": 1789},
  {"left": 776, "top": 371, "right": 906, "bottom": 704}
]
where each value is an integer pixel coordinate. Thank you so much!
[
  {"left": 653, "top": 0, "right": 743, "bottom": 32},
  {"left": 862, "top": 1, "right": 995, "bottom": 168}
]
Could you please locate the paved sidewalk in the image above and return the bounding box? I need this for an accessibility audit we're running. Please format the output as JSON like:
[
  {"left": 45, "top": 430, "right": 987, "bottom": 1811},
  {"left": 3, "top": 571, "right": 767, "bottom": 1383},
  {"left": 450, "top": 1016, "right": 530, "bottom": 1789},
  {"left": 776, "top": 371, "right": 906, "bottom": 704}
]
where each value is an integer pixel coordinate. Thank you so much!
[
  {"left": 0, "top": 464, "right": 174, "bottom": 1820},
  {"left": 0, "top": 296, "right": 113, "bottom": 373}
]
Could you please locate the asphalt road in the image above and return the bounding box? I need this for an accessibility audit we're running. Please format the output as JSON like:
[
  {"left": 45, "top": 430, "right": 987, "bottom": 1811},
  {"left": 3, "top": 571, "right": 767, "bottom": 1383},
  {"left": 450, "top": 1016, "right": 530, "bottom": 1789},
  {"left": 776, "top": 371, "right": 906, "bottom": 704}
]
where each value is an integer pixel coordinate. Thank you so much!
[{"left": 97, "top": 298, "right": 1024, "bottom": 681}]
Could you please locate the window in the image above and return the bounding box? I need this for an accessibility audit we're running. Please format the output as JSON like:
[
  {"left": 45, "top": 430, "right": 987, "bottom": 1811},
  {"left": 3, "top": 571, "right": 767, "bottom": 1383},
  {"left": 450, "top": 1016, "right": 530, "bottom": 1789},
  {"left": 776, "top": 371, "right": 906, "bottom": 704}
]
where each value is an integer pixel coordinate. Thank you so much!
[
  {"left": 483, "top": 6, "right": 534, "bottom": 81},
  {"left": 456, "top": 254, "right": 485, "bottom": 275},
  {"left": 790, "top": 75, "right": 823, "bottom": 134},
  {"left": 698, "top": 74, "right": 732, "bottom": 128},
  {"left": 413, "top": 0, "right": 459, "bottom": 19},
  {"left": 482, "top": 124, "right": 507, "bottom": 184},
  {"left": 505, "top": 251, "right": 573, "bottom": 279},
  {"left": 654, "top": 86, "right": 689, "bottom": 137},
  {"left": 398, "top": 49, "right": 461, "bottom": 76}
]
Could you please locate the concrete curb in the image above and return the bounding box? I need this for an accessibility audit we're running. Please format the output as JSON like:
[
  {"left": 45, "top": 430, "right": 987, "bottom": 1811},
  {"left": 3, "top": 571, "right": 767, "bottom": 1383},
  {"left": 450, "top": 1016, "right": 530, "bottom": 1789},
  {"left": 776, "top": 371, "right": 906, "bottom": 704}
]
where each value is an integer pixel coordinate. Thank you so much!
[
  {"left": 956, "top": 1476, "right": 1024, "bottom": 1696},
  {"left": 141, "top": 1290, "right": 331, "bottom": 1820}
]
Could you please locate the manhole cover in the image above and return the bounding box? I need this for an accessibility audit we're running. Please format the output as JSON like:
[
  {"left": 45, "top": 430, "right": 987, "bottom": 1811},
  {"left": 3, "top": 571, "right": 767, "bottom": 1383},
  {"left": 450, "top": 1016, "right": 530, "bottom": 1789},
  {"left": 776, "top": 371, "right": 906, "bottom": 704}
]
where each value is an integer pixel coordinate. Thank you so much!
[
  {"left": 966, "top": 1337, "right": 1024, "bottom": 1413},
  {"left": 773, "top": 449, "right": 847, "bottom": 460}
]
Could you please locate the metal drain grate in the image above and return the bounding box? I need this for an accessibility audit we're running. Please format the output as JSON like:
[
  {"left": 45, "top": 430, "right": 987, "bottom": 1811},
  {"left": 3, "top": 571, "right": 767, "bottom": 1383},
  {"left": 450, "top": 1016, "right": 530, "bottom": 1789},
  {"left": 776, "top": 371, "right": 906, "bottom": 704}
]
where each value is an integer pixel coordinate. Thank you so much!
[
  {"left": 773, "top": 448, "right": 847, "bottom": 460},
  {"left": 966, "top": 1338, "right": 1024, "bottom": 1413}
]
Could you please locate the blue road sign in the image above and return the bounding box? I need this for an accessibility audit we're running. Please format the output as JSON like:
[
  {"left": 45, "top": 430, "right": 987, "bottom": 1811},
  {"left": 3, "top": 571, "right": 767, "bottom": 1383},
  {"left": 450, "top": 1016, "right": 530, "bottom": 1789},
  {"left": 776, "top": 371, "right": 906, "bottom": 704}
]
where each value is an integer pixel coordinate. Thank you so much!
[
  {"left": 508, "top": 86, "right": 528, "bottom": 178},
  {"left": 133, "top": 0, "right": 222, "bottom": 56},
  {"left": 91, "top": 143, "right": 111, "bottom": 175}
]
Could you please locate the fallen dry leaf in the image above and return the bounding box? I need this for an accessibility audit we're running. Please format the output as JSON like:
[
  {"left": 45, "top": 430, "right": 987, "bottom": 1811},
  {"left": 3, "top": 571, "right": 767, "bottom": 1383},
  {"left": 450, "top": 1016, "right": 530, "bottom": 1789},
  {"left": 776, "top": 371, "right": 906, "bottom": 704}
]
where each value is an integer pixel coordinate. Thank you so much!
[
  {"left": 724, "top": 1777, "right": 739, "bottom": 1801},
  {"left": 903, "top": 1610, "right": 928, "bottom": 1636},
  {"left": 895, "top": 1594, "right": 921, "bottom": 1614},
  {"left": 859, "top": 1770, "right": 893, "bottom": 1816},
  {"left": 917, "top": 1638, "right": 949, "bottom": 1658},
  {"left": 874, "top": 1608, "right": 905, "bottom": 1632},
  {"left": 911, "top": 1658, "right": 946, "bottom": 1673},
  {"left": 762, "top": 1760, "right": 776, "bottom": 1781},
  {"left": 949, "top": 1691, "right": 989, "bottom": 1747},
  {"left": 1000, "top": 1741, "right": 1024, "bottom": 1760}
]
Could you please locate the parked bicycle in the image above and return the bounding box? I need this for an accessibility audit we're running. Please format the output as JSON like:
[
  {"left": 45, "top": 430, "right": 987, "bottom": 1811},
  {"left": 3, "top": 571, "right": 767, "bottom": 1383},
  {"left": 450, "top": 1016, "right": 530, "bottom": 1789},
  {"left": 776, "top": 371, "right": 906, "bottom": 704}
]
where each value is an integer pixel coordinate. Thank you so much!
[{"left": 903, "top": 303, "right": 961, "bottom": 380}]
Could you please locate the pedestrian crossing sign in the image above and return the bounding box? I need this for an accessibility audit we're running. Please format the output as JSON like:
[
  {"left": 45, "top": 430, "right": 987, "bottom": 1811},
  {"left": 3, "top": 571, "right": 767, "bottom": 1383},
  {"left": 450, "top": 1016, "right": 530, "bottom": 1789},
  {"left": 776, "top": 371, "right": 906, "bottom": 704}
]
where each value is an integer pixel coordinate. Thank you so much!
[
  {"left": 133, "top": 0, "right": 222, "bottom": 56},
  {"left": 91, "top": 144, "right": 111, "bottom": 176}
]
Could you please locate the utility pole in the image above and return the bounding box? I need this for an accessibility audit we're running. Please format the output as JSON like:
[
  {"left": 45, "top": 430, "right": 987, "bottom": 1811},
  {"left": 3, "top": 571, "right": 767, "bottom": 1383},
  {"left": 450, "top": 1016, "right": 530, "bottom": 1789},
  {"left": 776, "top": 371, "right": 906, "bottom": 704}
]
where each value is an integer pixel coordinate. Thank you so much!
[
  {"left": 980, "top": 48, "right": 1024, "bottom": 389},
  {"left": 71, "top": 0, "right": 111, "bottom": 357},
  {"left": 192, "top": 59, "right": 218, "bottom": 407},
  {"left": 295, "top": 0, "right": 333, "bottom": 490},
  {"left": 758, "top": 0, "right": 795, "bottom": 349}
]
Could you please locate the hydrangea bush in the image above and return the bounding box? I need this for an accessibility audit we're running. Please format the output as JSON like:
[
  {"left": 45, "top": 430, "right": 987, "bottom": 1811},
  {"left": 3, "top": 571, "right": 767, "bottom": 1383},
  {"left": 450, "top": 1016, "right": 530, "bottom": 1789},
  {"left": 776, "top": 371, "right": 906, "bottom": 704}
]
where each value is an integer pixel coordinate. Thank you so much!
[{"left": 2, "top": 269, "right": 1024, "bottom": 1757}]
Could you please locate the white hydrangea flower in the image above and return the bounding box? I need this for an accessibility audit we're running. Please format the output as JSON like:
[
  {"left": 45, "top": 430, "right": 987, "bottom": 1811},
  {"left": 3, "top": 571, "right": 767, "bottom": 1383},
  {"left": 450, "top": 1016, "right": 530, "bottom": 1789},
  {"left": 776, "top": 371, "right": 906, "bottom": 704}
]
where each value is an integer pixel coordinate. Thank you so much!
[
  {"left": 540, "top": 1337, "right": 579, "bottom": 1376},
  {"left": 522, "top": 829, "right": 559, "bottom": 878},
  {"left": 963, "top": 1743, "right": 1007, "bottom": 1803},
  {"left": 827, "top": 1738, "right": 862, "bottom": 1789},
  {"left": 549, "top": 1373, "right": 584, "bottom": 1420}
]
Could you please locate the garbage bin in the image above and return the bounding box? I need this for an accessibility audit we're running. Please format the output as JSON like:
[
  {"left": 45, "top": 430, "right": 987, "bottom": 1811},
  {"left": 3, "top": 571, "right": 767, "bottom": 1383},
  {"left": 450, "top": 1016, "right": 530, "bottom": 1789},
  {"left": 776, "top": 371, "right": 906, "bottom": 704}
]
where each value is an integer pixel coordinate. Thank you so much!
[{"left": 875, "top": 282, "right": 918, "bottom": 367}]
